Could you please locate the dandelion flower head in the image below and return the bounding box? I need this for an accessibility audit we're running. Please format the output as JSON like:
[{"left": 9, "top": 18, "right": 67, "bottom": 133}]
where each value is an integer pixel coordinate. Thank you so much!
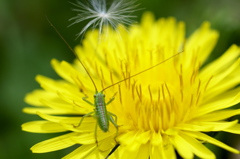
[{"left": 22, "top": 12, "right": 240, "bottom": 159}]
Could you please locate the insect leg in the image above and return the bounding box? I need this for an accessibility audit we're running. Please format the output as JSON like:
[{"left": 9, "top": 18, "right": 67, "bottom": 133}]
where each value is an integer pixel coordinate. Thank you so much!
[
  {"left": 94, "top": 121, "right": 99, "bottom": 146},
  {"left": 106, "top": 92, "right": 117, "bottom": 105},
  {"left": 82, "top": 96, "right": 95, "bottom": 106},
  {"left": 73, "top": 111, "right": 94, "bottom": 128},
  {"left": 108, "top": 112, "right": 118, "bottom": 143}
]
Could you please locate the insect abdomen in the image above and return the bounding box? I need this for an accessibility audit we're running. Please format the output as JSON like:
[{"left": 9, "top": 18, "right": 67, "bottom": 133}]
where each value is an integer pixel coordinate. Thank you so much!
[{"left": 95, "top": 93, "right": 109, "bottom": 132}]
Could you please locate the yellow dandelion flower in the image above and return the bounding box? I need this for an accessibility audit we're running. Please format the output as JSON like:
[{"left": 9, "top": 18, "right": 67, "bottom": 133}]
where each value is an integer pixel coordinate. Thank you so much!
[{"left": 22, "top": 12, "right": 240, "bottom": 159}]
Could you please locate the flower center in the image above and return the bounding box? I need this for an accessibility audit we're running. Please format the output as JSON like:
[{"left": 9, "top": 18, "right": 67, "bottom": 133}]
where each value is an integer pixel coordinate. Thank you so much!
[{"left": 115, "top": 63, "right": 214, "bottom": 133}]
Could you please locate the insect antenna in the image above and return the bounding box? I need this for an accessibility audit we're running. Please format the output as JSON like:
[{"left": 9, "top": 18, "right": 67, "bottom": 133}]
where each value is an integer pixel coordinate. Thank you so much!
[
  {"left": 102, "top": 51, "right": 183, "bottom": 92},
  {"left": 46, "top": 16, "right": 98, "bottom": 92}
]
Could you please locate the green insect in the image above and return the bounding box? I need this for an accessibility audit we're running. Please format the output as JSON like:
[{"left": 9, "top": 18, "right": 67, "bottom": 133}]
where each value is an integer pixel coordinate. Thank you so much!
[
  {"left": 47, "top": 17, "right": 182, "bottom": 145},
  {"left": 73, "top": 80, "right": 119, "bottom": 144}
]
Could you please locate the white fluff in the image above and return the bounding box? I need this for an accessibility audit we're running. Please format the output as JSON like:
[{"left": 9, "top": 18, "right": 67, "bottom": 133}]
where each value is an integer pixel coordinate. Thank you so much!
[{"left": 69, "top": 0, "right": 139, "bottom": 39}]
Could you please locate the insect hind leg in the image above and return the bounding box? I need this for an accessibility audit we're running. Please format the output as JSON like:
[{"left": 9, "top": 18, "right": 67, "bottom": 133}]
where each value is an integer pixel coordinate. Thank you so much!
[
  {"left": 108, "top": 112, "right": 118, "bottom": 143},
  {"left": 94, "top": 121, "right": 99, "bottom": 146},
  {"left": 73, "top": 112, "right": 94, "bottom": 128}
]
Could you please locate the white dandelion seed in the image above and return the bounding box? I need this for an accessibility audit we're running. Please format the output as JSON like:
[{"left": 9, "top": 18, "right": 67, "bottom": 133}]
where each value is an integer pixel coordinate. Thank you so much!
[{"left": 69, "top": 0, "right": 140, "bottom": 40}]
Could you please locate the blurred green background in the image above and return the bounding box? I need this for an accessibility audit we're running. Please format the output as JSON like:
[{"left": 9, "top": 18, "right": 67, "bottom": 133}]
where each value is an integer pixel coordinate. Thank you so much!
[{"left": 0, "top": 0, "right": 240, "bottom": 158}]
